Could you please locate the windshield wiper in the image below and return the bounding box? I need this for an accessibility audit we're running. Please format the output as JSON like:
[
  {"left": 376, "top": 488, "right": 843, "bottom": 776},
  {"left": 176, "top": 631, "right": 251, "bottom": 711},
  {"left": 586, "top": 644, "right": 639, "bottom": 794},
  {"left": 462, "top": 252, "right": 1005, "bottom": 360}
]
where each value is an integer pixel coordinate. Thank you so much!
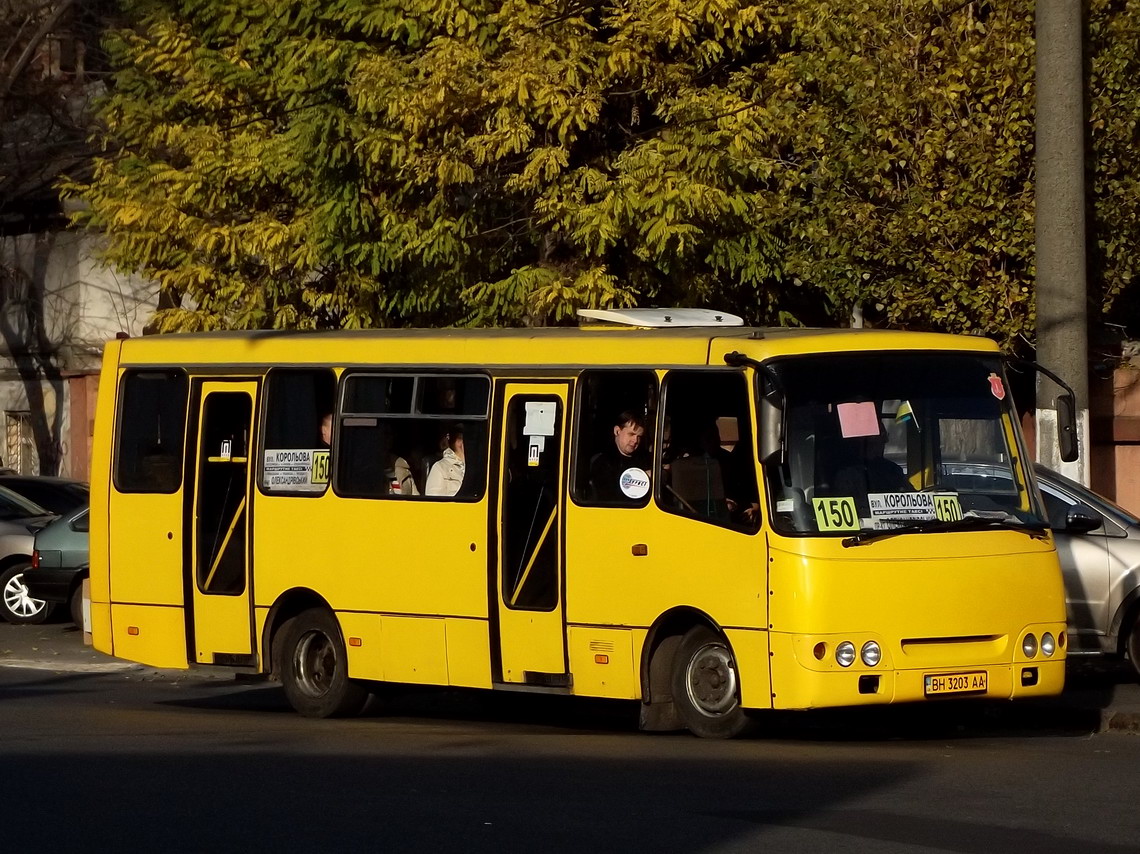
[{"left": 842, "top": 513, "right": 1049, "bottom": 547}]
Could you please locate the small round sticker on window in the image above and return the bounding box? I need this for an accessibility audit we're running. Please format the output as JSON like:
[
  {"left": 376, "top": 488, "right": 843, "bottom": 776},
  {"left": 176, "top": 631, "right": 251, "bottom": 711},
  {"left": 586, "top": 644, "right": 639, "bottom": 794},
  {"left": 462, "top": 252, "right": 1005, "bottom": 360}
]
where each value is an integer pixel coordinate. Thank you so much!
[{"left": 619, "top": 467, "right": 650, "bottom": 499}]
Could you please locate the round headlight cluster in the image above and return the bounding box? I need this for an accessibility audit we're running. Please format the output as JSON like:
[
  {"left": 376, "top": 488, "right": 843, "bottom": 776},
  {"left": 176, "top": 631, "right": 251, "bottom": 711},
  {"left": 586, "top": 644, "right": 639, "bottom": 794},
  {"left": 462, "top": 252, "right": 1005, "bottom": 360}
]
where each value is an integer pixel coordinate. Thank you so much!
[
  {"left": 1022, "top": 633, "right": 1038, "bottom": 657},
  {"left": 832, "top": 640, "right": 882, "bottom": 668},
  {"left": 861, "top": 640, "right": 882, "bottom": 667},
  {"left": 1022, "top": 632, "right": 1059, "bottom": 658},
  {"left": 835, "top": 641, "right": 856, "bottom": 667}
]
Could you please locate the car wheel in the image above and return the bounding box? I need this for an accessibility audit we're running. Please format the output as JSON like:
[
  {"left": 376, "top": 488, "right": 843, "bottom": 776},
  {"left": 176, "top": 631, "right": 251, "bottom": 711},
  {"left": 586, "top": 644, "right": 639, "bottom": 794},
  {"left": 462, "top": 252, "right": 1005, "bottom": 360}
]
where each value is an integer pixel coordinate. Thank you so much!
[
  {"left": 1126, "top": 613, "right": 1140, "bottom": 681},
  {"left": 68, "top": 584, "right": 85, "bottom": 629},
  {"left": 279, "top": 608, "right": 369, "bottom": 718},
  {"left": 0, "top": 563, "right": 53, "bottom": 625},
  {"left": 670, "top": 625, "right": 749, "bottom": 739}
]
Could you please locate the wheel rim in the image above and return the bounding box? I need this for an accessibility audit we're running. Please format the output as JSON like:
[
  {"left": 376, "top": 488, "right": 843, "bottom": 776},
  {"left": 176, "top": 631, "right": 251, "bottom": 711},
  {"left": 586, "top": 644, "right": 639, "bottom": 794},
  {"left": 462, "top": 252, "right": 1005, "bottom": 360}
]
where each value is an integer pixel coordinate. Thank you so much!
[
  {"left": 3, "top": 572, "right": 46, "bottom": 619},
  {"left": 293, "top": 629, "right": 338, "bottom": 699},
  {"left": 684, "top": 642, "right": 739, "bottom": 716}
]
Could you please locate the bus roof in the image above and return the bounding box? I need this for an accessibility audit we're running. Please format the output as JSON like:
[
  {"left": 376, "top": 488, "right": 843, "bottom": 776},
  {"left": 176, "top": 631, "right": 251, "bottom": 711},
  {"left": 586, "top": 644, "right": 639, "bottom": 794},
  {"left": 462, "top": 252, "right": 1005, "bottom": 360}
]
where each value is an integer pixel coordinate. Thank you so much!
[{"left": 111, "top": 325, "right": 999, "bottom": 369}]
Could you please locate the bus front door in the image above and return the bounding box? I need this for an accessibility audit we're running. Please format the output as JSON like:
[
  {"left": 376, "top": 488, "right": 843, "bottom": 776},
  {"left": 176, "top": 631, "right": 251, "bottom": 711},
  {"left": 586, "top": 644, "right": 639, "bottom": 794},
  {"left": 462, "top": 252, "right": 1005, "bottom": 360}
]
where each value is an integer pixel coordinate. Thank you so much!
[
  {"left": 188, "top": 381, "right": 257, "bottom": 665},
  {"left": 495, "top": 383, "right": 570, "bottom": 685}
]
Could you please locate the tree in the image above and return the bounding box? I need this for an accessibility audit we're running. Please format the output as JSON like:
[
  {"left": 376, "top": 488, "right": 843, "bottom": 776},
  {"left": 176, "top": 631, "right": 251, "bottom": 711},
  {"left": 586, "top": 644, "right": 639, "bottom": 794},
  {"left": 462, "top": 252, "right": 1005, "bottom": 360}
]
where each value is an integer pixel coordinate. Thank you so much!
[{"left": 66, "top": 0, "right": 1139, "bottom": 350}]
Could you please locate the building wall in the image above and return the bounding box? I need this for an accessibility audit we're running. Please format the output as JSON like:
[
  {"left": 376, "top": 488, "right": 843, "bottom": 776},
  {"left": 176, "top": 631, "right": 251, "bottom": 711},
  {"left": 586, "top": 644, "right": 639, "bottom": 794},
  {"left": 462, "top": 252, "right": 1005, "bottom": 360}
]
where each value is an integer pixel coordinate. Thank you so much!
[{"left": 0, "top": 230, "right": 156, "bottom": 477}]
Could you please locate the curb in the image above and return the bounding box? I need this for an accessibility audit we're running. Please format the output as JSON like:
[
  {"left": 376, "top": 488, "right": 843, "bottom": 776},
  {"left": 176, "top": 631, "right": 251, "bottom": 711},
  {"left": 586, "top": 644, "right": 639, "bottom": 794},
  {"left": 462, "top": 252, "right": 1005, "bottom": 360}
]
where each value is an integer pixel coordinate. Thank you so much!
[{"left": 1103, "top": 709, "right": 1140, "bottom": 733}]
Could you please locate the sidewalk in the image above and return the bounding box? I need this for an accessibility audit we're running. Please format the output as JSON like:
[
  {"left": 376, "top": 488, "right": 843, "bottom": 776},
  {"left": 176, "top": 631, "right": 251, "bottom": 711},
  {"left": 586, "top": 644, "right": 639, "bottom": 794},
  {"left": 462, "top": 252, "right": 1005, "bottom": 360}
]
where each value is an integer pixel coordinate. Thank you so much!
[{"left": 2, "top": 620, "right": 1139, "bottom": 731}]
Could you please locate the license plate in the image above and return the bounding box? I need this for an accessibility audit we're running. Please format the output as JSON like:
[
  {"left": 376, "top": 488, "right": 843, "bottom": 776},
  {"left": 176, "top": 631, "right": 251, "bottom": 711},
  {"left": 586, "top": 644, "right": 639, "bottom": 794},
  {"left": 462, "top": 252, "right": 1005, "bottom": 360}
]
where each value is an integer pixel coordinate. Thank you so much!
[{"left": 924, "top": 671, "right": 988, "bottom": 696}]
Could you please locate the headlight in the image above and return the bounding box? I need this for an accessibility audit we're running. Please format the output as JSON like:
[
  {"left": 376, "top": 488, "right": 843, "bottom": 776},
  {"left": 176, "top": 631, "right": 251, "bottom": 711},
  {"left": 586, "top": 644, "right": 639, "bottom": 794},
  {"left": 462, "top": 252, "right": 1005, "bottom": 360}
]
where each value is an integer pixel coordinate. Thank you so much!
[
  {"left": 861, "top": 640, "right": 881, "bottom": 667},
  {"left": 1041, "top": 633, "right": 1056, "bottom": 657},
  {"left": 1022, "top": 633, "right": 1038, "bottom": 658},
  {"left": 836, "top": 641, "right": 856, "bottom": 667}
]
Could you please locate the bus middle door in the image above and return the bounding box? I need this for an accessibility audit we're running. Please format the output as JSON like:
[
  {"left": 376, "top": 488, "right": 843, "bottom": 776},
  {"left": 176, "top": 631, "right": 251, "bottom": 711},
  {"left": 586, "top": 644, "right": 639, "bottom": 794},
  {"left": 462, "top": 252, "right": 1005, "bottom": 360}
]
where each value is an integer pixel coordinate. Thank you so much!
[
  {"left": 188, "top": 380, "right": 257, "bottom": 665},
  {"left": 494, "top": 382, "right": 570, "bottom": 686}
]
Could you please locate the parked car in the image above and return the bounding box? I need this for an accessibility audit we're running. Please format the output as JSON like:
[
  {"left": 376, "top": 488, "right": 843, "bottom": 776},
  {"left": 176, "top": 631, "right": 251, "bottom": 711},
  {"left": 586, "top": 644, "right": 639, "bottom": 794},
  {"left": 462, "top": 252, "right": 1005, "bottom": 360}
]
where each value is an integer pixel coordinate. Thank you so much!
[
  {"left": 0, "top": 475, "right": 87, "bottom": 515},
  {"left": 940, "top": 460, "right": 1140, "bottom": 675},
  {"left": 23, "top": 506, "right": 89, "bottom": 627},
  {"left": 1030, "top": 464, "right": 1140, "bottom": 674},
  {"left": 0, "top": 486, "right": 57, "bottom": 624}
]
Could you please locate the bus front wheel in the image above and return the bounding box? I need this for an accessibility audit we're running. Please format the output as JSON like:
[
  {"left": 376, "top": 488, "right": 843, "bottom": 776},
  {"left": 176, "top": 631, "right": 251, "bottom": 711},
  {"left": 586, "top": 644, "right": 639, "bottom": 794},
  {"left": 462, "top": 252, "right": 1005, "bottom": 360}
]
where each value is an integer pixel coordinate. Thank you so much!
[
  {"left": 671, "top": 626, "right": 748, "bottom": 739},
  {"left": 280, "top": 609, "right": 369, "bottom": 718}
]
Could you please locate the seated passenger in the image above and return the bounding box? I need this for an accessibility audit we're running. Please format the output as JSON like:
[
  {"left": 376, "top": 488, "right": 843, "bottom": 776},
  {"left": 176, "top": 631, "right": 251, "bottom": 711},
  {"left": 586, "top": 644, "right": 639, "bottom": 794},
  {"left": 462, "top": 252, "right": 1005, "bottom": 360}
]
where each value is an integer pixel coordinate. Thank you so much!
[
  {"left": 387, "top": 452, "right": 419, "bottom": 496},
  {"left": 588, "top": 410, "right": 651, "bottom": 503},
  {"left": 426, "top": 425, "right": 466, "bottom": 497}
]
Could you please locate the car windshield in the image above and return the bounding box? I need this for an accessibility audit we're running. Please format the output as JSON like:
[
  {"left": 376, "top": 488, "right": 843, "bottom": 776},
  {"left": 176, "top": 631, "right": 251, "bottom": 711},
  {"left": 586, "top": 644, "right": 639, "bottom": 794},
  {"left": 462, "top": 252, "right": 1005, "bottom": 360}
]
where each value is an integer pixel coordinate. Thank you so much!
[
  {"left": 0, "top": 479, "right": 88, "bottom": 514},
  {"left": 764, "top": 352, "right": 1046, "bottom": 536},
  {"left": 0, "top": 484, "right": 50, "bottom": 520}
]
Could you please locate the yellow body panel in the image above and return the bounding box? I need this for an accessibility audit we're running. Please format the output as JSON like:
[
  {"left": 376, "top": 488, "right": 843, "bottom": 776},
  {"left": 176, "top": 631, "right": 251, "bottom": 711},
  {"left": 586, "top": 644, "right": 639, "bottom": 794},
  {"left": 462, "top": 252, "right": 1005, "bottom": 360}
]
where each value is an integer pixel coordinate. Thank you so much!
[
  {"left": 724, "top": 628, "right": 773, "bottom": 708},
  {"left": 444, "top": 618, "right": 493, "bottom": 689},
  {"left": 380, "top": 615, "right": 448, "bottom": 685},
  {"left": 110, "top": 604, "right": 189, "bottom": 669},
  {"left": 566, "top": 503, "right": 765, "bottom": 630},
  {"left": 567, "top": 626, "right": 637, "bottom": 698},
  {"left": 252, "top": 494, "right": 488, "bottom": 617}
]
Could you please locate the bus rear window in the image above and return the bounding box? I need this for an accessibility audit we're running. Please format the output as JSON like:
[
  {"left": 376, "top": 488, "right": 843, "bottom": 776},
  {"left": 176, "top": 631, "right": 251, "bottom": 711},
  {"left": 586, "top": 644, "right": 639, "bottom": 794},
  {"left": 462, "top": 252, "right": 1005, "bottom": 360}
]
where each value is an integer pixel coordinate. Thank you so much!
[{"left": 114, "top": 370, "right": 188, "bottom": 493}]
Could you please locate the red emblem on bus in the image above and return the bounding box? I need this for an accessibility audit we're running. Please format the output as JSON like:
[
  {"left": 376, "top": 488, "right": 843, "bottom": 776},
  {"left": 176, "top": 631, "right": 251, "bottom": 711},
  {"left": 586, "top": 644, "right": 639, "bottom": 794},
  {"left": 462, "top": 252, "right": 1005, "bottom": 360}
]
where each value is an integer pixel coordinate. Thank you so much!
[{"left": 988, "top": 373, "right": 1006, "bottom": 400}]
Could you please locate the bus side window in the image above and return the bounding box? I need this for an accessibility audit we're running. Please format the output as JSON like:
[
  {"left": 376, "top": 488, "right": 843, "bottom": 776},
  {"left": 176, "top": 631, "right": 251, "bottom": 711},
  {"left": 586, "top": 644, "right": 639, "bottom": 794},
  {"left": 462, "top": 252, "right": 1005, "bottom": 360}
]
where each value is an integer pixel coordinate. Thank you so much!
[
  {"left": 115, "top": 370, "right": 189, "bottom": 493},
  {"left": 571, "top": 369, "right": 657, "bottom": 507},
  {"left": 336, "top": 373, "right": 489, "bottom": 500},
  {"left": 260, "top": 369, "right": 336, "bottom": 496},
  {"left": 659, "top": 371, "right": 759, "bottom": 531}
]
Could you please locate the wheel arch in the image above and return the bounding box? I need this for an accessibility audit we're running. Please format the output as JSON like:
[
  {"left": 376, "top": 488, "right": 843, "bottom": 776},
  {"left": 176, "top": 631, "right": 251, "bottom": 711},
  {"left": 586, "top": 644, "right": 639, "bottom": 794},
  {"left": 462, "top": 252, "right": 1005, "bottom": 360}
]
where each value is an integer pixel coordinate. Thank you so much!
[
  {"left": 1109, "top": 583, "right": 1140, "bottom": 656},
  {"left": 638, "top": 606, "right": 730, "bottom": 731},
  {"left": 260, "top": 587, "right": 336, "bottom": 678}
]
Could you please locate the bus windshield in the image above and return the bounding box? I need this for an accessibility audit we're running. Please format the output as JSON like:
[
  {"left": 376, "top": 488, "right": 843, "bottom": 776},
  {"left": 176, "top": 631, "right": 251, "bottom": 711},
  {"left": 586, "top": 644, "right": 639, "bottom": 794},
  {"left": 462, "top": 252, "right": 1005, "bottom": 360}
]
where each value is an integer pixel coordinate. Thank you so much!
[{"left": 763, "top": 352, "right": 1047, "bottom": 536}]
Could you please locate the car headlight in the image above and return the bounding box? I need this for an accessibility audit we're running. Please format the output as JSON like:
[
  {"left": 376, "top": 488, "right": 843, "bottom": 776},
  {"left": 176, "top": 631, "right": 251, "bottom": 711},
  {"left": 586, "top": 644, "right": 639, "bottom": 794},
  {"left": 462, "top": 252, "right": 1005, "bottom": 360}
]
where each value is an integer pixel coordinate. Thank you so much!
[
  {"left": 861, "top": 640, "right": 881, "bottom": 667},
  {"left": 836, "top": 641, "right": 856, "bottom": 667},
  {"left": 1041, "top": 633, "right": 1056, "bottom": 657},
  {"left": 1022, "top": 633, "right": 1038, "bottom": 658}
]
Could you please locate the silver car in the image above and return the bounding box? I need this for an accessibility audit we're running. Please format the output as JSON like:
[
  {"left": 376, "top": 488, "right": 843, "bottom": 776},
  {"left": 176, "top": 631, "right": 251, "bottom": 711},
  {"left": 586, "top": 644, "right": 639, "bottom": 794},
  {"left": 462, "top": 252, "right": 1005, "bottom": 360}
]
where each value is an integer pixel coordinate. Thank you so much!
[
  {"left": 1032, "top": 464, "right": 1140, "bottom": 674},
  {"left": 0, "top": 486, "right": 57, "bottom": 624}
]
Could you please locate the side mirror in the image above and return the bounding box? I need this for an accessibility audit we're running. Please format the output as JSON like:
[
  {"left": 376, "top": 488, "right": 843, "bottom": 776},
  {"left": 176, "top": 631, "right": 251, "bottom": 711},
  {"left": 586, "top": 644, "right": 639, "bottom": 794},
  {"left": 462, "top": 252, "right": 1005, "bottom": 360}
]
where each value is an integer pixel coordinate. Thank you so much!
[
  {"left": 1065, "top": 507, "right": 1102, "bottom": 534},
  {"left": 1056, "top": 392, "right": 1078, "bottom": 462}
]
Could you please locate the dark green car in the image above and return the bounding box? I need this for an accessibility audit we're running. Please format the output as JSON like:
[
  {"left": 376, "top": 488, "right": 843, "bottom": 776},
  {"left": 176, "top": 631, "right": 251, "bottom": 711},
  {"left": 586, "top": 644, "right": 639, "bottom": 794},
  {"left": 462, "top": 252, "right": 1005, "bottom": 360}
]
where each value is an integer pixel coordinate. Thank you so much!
[{"left": 23, "top": 506, "right": 89, "bottom": 627}]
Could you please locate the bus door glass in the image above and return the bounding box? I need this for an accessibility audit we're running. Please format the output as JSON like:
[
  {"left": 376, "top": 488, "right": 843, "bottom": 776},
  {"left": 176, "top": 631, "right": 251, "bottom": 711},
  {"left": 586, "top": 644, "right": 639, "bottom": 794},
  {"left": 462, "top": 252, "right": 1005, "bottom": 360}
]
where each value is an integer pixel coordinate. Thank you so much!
[
  {"left": 189, "top": 380, "right": 257, "bottom": 663},
  {"left": 495, "top": 383, "right": 570, "bottom": 684}
]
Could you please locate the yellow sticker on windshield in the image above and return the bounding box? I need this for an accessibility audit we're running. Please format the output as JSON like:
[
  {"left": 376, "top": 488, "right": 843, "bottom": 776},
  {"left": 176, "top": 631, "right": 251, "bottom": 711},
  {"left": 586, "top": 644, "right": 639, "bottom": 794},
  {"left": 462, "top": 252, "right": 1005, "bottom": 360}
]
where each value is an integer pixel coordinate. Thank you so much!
[
  {"left": 812, "top": 497, "right": 859, "bottom": 531},
  {"left": 933, "top": 493, "right": 962, "bottom": 521}
]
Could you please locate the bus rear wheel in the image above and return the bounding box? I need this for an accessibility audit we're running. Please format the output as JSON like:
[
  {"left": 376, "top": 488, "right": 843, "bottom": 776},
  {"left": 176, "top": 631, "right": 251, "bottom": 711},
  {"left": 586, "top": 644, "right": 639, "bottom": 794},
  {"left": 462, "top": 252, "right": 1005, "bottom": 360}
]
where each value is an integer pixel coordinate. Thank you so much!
[
  {"left": 671, "top": 626, "right": 748, "bottom": 739},
  {"left": 280, "top": 609, "right": 369, "bottom": 718}
]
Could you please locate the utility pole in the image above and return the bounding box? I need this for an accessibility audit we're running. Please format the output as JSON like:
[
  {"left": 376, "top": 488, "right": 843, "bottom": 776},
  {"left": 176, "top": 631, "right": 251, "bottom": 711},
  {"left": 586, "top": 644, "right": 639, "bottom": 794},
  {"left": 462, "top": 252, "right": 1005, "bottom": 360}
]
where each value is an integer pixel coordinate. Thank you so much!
[{"left": 1035, "top": 0, "right": 1089, "bottom": 483}]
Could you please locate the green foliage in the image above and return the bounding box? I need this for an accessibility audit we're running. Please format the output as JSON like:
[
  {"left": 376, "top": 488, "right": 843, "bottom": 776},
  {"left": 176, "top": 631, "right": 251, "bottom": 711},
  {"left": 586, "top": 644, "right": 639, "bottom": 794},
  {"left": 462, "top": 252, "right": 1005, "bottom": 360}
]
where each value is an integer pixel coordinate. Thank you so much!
[
  {"left": 63, "top": 1, "right": 1140, "bottom": 346},
  {"left": 1088, "top": 0, "right": 1140, "bottom": 335}
]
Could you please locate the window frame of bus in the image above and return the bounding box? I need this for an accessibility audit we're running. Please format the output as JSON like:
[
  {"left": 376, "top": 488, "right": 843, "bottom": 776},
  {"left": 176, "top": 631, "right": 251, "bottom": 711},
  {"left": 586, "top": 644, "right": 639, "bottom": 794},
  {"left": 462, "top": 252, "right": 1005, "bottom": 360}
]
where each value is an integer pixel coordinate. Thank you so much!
[
  {"left": 333, "top": 371, "right": 491, "bottom": 501},
  {"left": 656, "top": 368, "right": 761, "bottom": 534},
  {"left": 256, "top": 367, "right": 338, "bottom": 498},
  {"left": 113, "top": 368, "right": 189, "bottom": 494},
  {"left": 569, "top": 368, "right": 658, "bottom": 508}
]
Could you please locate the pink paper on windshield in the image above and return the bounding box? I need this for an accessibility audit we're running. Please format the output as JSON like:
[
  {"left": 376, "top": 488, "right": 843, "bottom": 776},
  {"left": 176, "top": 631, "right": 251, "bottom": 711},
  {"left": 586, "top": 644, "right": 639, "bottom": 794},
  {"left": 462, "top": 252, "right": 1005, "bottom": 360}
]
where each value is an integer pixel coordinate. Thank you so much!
[{"left": 836, "top": 401, "right": 881, "bottom": 438}]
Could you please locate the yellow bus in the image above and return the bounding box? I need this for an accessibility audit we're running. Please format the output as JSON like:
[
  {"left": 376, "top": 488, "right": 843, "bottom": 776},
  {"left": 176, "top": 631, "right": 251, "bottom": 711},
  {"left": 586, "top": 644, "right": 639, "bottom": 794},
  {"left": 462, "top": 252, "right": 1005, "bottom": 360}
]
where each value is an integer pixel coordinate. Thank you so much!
[{"left": 89, "top": 309, "right": 1076, "bottom": 737}]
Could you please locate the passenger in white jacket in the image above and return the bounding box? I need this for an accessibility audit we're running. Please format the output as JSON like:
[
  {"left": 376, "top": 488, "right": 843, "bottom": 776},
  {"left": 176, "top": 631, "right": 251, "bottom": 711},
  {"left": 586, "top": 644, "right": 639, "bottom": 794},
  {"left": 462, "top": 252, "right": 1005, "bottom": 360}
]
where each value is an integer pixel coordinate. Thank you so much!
[{"left": 426, "top": 427, "right": 466, "bottom": 496}]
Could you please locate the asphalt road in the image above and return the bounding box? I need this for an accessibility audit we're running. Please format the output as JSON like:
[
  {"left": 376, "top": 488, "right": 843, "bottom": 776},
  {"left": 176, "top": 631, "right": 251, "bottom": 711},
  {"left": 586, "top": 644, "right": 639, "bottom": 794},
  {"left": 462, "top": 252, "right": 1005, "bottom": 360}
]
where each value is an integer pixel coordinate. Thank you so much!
[{"left": 1, "top": 621, "right": 1139, "bottom": 853}]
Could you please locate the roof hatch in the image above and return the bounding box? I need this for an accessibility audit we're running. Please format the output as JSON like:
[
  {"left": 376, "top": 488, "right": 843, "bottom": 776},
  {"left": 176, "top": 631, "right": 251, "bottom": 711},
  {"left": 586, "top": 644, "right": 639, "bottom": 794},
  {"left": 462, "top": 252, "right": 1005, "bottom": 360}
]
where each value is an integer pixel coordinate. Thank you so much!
[{"left": 577, "top": 308, "right": 744, "bottom": 328}]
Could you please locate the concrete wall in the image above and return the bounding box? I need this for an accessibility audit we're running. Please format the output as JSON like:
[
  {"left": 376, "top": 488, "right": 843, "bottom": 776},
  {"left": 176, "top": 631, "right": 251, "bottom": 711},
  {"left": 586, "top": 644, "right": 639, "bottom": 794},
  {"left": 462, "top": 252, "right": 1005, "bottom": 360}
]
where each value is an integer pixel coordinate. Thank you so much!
[{"left": 0, "top": 230, "right": 157, "bottom": 477}]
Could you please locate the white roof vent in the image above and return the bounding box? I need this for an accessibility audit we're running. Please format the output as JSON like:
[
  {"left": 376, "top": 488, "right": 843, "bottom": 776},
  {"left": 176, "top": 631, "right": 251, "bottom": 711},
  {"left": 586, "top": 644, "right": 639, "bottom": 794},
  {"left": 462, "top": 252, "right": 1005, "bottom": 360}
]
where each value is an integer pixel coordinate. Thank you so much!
[{"left": 577, "top": 308, "right": 744, "bottom": 328}]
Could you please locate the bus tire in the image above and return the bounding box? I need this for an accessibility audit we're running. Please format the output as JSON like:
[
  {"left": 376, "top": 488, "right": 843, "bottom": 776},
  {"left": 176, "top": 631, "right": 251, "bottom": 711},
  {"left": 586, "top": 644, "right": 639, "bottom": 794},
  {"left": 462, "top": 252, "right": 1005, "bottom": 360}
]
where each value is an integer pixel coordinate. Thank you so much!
[
  {"left": 0, "top": 563, "right": 53, "bottom": 625},
  {"left": 280, "top": 608, "right": 369, "bottom": 718},
  {"left": 671, "top": 625, "right": 748, "bottom": 739}
]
